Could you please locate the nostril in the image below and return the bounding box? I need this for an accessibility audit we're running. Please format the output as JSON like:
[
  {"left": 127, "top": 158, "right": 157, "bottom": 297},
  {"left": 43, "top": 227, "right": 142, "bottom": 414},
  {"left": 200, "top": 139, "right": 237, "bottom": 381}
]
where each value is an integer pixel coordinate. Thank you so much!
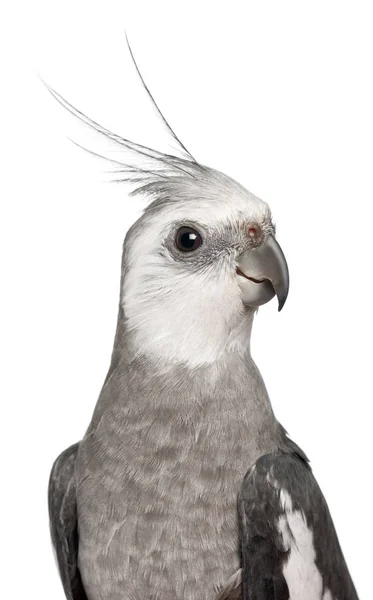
[{"left": 247, "top": 225, "right": 264, "bottom": 247}]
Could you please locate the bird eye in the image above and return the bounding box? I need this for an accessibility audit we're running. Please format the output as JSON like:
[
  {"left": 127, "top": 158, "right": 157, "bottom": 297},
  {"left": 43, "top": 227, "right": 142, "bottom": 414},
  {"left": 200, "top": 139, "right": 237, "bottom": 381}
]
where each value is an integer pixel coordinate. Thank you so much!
[{"left": 175, "top": 227, "right": 203, "bottom": 252}]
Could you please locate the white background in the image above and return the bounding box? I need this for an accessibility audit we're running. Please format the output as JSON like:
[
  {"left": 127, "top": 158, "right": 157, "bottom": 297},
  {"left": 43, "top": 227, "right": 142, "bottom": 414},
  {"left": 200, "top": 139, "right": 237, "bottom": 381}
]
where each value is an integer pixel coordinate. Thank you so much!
[{"left": 1, "top": 1, "right": 372, "bottom": 598}]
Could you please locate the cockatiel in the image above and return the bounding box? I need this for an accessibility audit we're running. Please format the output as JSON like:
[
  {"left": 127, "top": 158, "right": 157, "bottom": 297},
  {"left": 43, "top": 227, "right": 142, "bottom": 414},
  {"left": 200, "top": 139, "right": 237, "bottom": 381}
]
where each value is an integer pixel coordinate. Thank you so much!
[{"left": 48, "top": 45, "right": 359, "bottom": 600}]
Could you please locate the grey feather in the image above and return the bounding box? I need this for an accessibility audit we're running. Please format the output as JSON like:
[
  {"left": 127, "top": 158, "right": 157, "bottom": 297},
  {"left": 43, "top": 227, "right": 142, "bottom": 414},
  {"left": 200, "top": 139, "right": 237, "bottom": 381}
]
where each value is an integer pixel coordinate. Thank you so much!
[
  {"left": 239, "top": 449, "right": 358, "bottom": 599},
  {"left": 74, "top": 344, "right": 289, "bottom": 600},
  {"left": 125, "top": 33, "right": 196, "bottom": 162},
  {"left": 49, "top": 443, "right": 87, "bottom": 600}
]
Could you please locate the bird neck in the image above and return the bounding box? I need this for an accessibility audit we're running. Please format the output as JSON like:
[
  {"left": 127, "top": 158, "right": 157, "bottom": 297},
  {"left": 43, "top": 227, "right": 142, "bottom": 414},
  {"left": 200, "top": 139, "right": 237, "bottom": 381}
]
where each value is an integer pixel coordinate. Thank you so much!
[
  {"left": 89, "top": 323, "right": 281, "bottom": 467},
  {"left": 111, "top": 296, "right": 256, "bottom": 372},
  {"left": 98, "top": 305, "right": 275, "bottom": 430}
]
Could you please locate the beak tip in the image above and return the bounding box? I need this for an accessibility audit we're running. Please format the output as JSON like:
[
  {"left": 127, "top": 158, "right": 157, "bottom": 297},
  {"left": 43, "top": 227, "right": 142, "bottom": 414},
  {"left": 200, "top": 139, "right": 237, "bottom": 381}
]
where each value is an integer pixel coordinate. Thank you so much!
[{"left": 277, "top": 295, "right": 287, "bottom": 312}]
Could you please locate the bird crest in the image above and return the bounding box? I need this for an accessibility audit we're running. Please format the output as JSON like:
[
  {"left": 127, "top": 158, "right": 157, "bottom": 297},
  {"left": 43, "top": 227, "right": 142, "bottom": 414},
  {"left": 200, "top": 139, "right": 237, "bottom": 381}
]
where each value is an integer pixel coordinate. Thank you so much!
[{"left": 42, "top": 36, "right": 209, "bottom": 200}]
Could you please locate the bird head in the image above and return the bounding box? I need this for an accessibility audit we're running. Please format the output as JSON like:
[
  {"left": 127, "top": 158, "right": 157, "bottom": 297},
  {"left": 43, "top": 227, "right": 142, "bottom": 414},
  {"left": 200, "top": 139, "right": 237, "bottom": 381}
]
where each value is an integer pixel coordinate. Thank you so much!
[
  {"left": 122, "top": 165, "right": 289, "bottom": 368},
  {"left": 45, "top": 46, "right": 289, "bottom": 369}
]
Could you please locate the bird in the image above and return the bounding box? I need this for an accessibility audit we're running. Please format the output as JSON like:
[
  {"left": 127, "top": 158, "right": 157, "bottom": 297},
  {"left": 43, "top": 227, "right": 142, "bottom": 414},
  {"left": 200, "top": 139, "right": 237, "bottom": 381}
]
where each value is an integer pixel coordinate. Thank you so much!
[{"left": 47, "top": 43, "right": 359, "bottom": 600}]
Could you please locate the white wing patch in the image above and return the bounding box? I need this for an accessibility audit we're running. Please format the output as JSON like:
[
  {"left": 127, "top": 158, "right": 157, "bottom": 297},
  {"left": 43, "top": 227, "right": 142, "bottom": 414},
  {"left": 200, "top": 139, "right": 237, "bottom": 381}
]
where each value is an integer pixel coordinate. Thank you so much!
[{"left": 277, "top": 487, "right": 334, "bottom": 600}]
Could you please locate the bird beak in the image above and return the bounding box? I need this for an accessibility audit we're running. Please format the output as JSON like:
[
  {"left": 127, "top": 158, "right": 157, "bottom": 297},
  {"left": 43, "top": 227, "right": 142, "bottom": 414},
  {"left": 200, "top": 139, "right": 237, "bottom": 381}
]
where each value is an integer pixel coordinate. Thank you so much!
[{"left": 236, "top": 234, "right": 289, "bottom": 311}]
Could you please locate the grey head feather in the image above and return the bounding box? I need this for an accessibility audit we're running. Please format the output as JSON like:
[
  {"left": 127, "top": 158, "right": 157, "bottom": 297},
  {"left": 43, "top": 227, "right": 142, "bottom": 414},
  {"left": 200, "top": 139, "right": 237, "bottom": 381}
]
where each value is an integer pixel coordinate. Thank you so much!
[
  {"left": 41, "top": 79, "right": 200, "bottom": 186},
  {"left": 125, "top": 33, "right": 196, "bottom": 162},
  {"left": 41, "top": 36, "right": 203, "bottom": 193},
  {"left": 42, "top": 39, "right": 265, "bottom": 218}
]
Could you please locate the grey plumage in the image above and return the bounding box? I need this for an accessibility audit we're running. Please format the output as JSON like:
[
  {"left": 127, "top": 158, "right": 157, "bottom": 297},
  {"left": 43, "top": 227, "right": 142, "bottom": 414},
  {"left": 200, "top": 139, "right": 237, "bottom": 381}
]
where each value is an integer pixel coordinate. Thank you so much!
[
  {"left": 49, "top": 443, "right": 87, "bottom": 600},
  {"left": 48, "top": 47, "right": 358, "bottom": 600},
  {"left": 239, "top": 449, "right": 358, "bottom": 599}
]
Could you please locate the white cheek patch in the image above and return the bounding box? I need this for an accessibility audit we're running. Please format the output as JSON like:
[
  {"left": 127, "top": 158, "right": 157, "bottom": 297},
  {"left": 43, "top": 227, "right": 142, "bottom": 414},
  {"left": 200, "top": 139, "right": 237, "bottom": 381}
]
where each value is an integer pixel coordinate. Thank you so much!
[
  {"left": 122, "top": 198, "right": 268, "bottom": 367},
  {"left": 123, "top": 256, "right": 249, "bottom": 368},
  {"left": 277, "top": 489, "right": 334, "bottom": 600}
]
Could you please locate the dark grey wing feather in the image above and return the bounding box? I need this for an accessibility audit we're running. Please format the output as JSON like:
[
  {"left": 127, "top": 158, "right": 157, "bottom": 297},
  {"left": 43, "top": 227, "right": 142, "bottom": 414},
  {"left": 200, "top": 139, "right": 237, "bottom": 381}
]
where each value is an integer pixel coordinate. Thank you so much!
[
  {"left": 238, "top": 448, "right": 359, "bottom": 600},
  {"left": 48, "top": 443, "right": 88, "bottom": 600}
]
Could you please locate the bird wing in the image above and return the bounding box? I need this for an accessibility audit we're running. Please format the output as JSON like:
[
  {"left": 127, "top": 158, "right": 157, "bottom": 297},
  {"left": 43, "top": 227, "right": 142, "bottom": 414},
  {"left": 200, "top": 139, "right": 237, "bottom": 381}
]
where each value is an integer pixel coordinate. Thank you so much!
[
  {"left": 238, "top": 447, "right": 359, "bottom": 600},
  {"left": 48, "top": 443, "right": 88, "bottom": 600}
]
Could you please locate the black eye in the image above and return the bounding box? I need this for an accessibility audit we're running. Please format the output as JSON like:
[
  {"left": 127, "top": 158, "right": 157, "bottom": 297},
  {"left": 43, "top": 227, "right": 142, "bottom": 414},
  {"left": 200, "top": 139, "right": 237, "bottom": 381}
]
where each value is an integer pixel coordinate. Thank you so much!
[{"left": 175, "top": 227, "right": 203, "bottom": 252}]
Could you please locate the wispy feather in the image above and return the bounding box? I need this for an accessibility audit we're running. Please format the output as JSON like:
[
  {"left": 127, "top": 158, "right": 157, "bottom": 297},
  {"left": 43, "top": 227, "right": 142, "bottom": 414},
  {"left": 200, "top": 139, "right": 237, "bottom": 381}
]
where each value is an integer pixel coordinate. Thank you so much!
[{"left": 41, "top": 37, "right": 206, "bottom": 195}]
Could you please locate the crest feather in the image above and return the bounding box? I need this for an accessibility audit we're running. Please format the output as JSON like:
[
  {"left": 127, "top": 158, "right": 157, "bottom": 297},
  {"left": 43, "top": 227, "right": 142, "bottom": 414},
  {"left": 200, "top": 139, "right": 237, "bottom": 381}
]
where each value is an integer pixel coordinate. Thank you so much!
[{"left": 42, "top": 41, "right": 206, "bottom": 196}]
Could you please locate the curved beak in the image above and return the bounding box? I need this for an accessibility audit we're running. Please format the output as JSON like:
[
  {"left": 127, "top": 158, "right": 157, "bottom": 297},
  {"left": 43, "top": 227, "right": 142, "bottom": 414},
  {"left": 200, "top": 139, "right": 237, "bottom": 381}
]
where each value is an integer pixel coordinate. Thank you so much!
[{"left": 237, "top": 234, "right": 289, "bottom": 311}]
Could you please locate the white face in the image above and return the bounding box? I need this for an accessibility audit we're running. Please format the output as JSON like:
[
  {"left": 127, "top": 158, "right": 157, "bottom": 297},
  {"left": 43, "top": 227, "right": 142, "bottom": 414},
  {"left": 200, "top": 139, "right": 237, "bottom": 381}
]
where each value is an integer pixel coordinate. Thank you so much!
[{"left": 122, "top": 181, "right": 274, "bottom": 368}]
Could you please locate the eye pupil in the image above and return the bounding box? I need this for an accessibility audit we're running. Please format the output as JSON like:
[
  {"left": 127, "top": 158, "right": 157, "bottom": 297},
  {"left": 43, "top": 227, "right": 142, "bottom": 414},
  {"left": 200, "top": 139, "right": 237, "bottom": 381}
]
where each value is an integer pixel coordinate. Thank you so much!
[
  {"left": 175, "top": 227, "right": 203, "bottom": 252},
  {"left": 182, "top": 232, "right": 197, "bottom": 248}
]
